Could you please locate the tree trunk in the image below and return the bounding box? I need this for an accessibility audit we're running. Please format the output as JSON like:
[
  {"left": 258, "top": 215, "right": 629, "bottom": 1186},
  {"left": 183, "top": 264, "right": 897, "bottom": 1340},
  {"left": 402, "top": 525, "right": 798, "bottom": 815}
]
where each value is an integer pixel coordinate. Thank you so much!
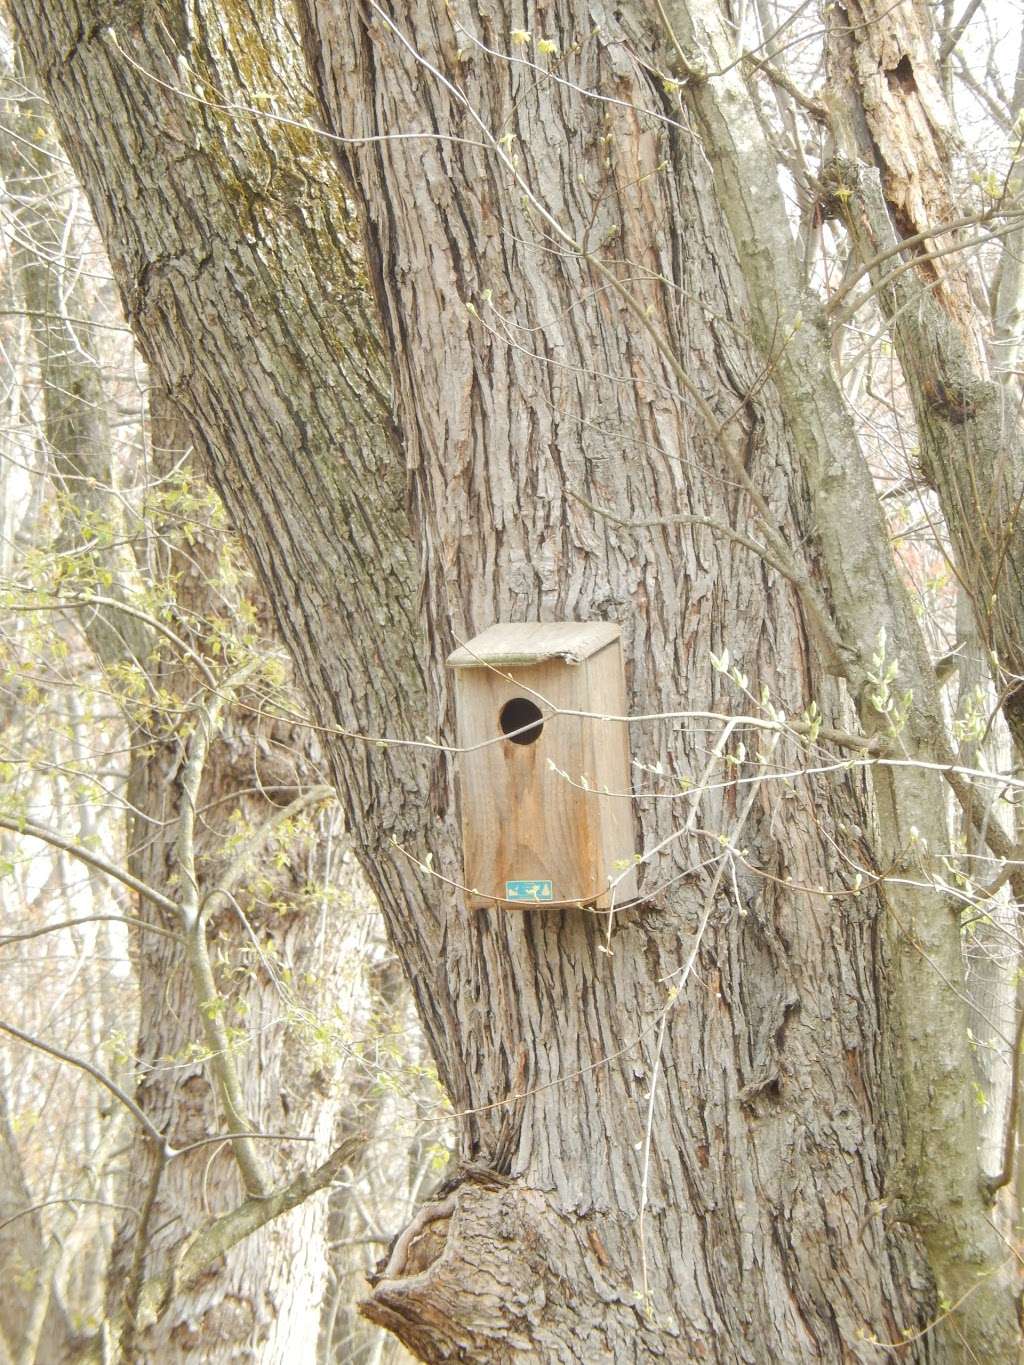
[
  {"left": 10, "top": 0, "right": 1019, "bottom": 1359},
  {"left": 0, "top": 1079, "right": 79, "bottom": 1364},
  {"left": 104, "top": 394, "right": 350, "bottom": 1363},
  {"left": 946, "top": 592, "right": 1016, "bottom": 1180},
  {"left": 297, "top": 4, "right": 1013, "bottom": 1357},
  {"left": 825, "top": 0, "right": 1024, "bottom": 756}
]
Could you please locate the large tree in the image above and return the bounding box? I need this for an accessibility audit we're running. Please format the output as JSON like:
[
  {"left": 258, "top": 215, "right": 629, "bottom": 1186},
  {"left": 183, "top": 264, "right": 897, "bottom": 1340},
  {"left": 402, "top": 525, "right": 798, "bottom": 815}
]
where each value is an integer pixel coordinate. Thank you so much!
[{"left": 8, "top": 0, "right": 1023, "bottom": 1360}]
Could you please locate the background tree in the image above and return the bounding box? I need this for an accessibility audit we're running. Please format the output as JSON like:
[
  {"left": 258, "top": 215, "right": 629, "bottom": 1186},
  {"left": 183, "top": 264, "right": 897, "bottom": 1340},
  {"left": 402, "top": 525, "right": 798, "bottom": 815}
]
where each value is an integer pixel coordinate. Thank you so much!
[
  {"left": 5, "top": 0, "right": 1024, "bottom": 1361},
  {"left": 0, "top": 39, "right": 435, "bottom": 1362}
]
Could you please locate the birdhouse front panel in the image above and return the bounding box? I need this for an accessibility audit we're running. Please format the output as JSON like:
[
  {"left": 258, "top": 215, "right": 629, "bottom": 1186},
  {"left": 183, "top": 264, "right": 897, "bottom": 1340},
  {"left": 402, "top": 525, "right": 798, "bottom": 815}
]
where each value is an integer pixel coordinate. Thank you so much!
[{"left": 447, "top": 623, "right": 636, "bottom": 910}]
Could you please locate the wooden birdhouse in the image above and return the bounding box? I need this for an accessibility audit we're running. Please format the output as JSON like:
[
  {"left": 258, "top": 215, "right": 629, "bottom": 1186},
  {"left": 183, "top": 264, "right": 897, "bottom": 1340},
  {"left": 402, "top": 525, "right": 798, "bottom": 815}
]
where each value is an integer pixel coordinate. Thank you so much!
[{"left": 446, "top": 622, "right": 637, "bottom": 909}]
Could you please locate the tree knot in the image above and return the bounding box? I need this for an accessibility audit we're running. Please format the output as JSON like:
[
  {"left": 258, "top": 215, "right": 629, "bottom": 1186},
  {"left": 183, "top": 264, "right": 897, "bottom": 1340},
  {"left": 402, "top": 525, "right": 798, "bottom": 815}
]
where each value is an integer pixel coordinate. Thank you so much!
[
  {"left": 921, "top": 374, "right": 981, "bottom": 424},
  {"left": 814, "top": 156, "right": 863, "bottom": 223}
]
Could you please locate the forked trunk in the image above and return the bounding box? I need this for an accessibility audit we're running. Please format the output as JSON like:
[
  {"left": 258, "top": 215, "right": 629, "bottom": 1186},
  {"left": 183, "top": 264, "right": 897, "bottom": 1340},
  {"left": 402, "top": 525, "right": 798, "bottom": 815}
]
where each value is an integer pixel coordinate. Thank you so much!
[{"left": 10, "top": 0, "right": 1018, "bottom": 1358}]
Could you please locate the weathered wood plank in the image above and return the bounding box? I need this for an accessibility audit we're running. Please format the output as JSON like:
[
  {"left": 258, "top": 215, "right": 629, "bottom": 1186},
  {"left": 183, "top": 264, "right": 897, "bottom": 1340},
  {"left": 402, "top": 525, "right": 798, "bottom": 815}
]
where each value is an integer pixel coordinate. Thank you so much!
[
  {"left": 447, "top": 620, "right": 621, "bottom": 668},
  {"left": 451, "top": 630, "right": 636, "bottom": 908}
]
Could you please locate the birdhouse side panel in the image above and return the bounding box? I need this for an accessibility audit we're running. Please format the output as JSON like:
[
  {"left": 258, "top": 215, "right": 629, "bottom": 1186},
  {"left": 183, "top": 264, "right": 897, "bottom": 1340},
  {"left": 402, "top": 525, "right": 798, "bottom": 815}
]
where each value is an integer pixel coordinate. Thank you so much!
[{"left": 582, "top": 642, "right": 638, "bottom": 907}]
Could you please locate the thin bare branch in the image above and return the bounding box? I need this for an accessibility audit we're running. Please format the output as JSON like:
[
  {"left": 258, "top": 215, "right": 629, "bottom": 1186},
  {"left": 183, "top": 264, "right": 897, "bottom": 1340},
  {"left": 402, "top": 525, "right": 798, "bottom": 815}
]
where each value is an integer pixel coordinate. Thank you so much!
[
  {"left": 939, "top": 0, "right": 986, "bottom": 63},
  {"left": 202, "top": 784, "right": 334, "bottom": 915},
  {"left": 0, "top": 914, "right": 182, "bottom": 946},
  {"left": 568, "top": 488, "right": 799, "bottom": 580},
  {"left": 175, "top": 657, "right": 269, "bottom": 1197},
  {"left": 0, "top": 815, "right": 179, "bottom": 917},
  {"left": 0, "top": 1018, "right": 163, "bottom": 1145}
]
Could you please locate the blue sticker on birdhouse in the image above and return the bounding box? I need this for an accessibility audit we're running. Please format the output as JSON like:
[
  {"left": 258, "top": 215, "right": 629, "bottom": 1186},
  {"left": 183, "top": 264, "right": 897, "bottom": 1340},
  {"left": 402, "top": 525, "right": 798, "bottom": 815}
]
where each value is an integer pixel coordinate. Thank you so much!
[{"left": 506, "top": 880, "right": 554, "bottom": 903}]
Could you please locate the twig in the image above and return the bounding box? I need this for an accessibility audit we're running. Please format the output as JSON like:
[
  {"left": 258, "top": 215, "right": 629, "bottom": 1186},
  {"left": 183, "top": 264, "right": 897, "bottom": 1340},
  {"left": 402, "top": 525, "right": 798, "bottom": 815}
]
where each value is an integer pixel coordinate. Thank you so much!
[
  {"left": 202, "top": 784, "right": 334, "bottom": 915},
  {"left": 0, "top": 307, "right": 132, "bottom": 333},
  {"left": 637, "top": 726, "right": 782, "bottom": 1305},
  {"left": 171, "top": 1130, "right": 315, "bottom": 1158},
  {"left": 569, "top": 488, "right": 799, "bottom": 581},
  {"left": 743, "top": 53, "right": 828, "bottom": 120},
  {"left": 175, "top": 659, "right": 269, "bottom": 1197},
  {"left": 939, "top": 0, "right": 986, "bottom": 62},
  {"left": 120, "top": 1142, "right": 167, "bottom": 1360},
  {"left": 825, "top": 207, "right": 1011, "bottom": 314},
  {"left": 0, "top": 814, "right": 179, "bottom": 917},
  {"left": 0, "top": 1196, "right": 139, "bottom": 1235},
  {"left": 0, "top": 1017, "right": 163, "bottom": 1144},
  {"left": 651, "top": 0, "right": 705, "bottom": 79},
  {"left": 0, "top": 913, "right": 181, "bottom": 946},
  {"left": 938, "top": 762, "right": 1023, "bottom": 895},
  {"left": 985, "top": 1000, "right": 1024, "bottom": 1196},
  {"left": 122, "top": 1130, "right": 372, "bottom": 1345},
  {"left": 953, "top": 54, "right": 1011, "bottom": 130},
  {"left": 12, "top": 594, "right": 217, "bottom": 690},
  {"left": 831, "top": 217, "right": 1024, "bottom": 328}
]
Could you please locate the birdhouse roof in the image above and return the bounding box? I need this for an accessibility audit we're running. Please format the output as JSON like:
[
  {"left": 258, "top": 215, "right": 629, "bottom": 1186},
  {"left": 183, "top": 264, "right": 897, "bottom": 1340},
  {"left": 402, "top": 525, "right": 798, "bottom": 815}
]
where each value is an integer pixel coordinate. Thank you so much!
[{"left": 447, "top": 621, "right": 620, "bottom": 668}]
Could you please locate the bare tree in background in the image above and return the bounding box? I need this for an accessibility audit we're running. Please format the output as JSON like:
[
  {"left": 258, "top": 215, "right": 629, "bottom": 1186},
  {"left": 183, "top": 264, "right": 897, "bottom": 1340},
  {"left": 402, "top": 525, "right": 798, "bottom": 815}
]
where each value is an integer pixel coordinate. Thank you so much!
[{"left": 0, "top": 44, "right": 437, "bottom": 1364}]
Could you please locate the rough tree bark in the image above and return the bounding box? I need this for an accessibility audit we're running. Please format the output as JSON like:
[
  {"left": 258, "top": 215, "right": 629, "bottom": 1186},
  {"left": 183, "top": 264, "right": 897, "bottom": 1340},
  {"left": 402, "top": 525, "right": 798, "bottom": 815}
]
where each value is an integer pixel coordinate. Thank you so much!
[{"left": 9, "top": 0, "right": 1021, "bottom": 1360}]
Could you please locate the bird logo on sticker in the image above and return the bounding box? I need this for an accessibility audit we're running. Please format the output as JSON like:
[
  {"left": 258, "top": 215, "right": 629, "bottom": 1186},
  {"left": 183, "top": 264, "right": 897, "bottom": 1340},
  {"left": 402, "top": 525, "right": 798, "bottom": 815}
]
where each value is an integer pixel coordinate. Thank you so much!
[{"left": 506, "top": 880, "right": 554, "bottom": 902}]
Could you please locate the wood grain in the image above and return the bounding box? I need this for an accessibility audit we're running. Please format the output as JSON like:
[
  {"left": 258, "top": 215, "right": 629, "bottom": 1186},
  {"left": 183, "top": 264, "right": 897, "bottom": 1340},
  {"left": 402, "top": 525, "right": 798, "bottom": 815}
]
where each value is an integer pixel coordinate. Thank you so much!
[{"left": 451, "top": 629, "right": 636, "bottom": 908}]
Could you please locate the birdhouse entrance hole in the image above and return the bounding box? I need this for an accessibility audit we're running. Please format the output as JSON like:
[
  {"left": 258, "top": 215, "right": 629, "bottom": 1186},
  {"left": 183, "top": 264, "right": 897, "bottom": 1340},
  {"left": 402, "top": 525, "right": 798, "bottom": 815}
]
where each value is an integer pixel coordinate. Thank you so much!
[{"left": 499, "top": 697, "right": 544, "bottom": 745}]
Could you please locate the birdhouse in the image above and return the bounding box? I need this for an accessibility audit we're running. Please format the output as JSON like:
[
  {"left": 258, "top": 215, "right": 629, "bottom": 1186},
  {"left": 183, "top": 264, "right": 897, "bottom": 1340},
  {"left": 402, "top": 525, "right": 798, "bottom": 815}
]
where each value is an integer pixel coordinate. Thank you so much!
[{"left": 446, "top": 622, "right": 637, "bottom": 909}]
